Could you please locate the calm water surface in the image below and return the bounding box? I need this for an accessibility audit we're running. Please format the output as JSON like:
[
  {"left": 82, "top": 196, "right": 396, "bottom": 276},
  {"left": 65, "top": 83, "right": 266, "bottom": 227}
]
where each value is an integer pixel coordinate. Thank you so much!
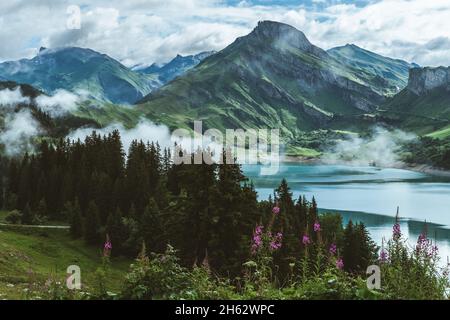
[{"left": 243, "top": 163, "right": 450, "bottom": 264}]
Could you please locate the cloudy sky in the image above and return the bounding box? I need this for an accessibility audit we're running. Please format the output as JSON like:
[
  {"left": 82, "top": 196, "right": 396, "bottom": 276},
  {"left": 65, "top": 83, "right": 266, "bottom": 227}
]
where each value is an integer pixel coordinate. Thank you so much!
[{"left": 1, "top": 0, "right": 449, "bottom": 67}]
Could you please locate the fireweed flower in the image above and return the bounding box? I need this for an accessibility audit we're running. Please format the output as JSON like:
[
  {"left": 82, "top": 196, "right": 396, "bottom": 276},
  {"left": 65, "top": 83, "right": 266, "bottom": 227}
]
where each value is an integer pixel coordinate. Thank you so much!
[
  {"left": 380, "top": 249, "right": 388, "bottom": 262},
  {"left": 302, "top": 234, "right": 311, "bottom": 246},
  {"left": 430, "top": 245, "right": 439, "bottom": 258},
  {"left": 103, "top": 239, "right": 112, "bottom": 257},
  {"left": 270, "top": 232, "right": 283, "bottom": 251},
  {"left": 313, "top": 221, "right": 321, "bottom": 232},
  {"left": 255, "top": 225, "right": 264, "bottom": 235},
  {"left": 393, "top": 223, "right": 401, "bottom": 240},
  {"left": 336, "top": 258, "right": 344, "bottom": 270},
  {"left": 329, "top": 243, "right": 337, "bottom": 255},
  {"left": 272, "top": 206, "right": 280, "bottom": 215},
  {"left": 416, "top": 233, "right": 428, "bottom": 253},
  {"left": 251, "top": 225, "right": 264, "bottom": 254}
]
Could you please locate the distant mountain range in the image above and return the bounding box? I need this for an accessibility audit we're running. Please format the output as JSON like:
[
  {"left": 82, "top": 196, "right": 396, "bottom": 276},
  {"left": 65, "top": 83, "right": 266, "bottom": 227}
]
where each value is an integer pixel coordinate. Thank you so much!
[
  {"left": 0, "top": 48, "right": 213, "bottom": 105},
  {"left": 135, "top": 51, "right": 216, "bottom": 84},
  {"left": 0, "top": 20, "right": 449, "bottom": 141}
]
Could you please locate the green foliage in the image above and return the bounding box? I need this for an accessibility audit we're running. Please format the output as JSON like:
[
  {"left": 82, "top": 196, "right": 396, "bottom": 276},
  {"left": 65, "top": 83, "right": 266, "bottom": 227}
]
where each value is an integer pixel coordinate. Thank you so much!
[
  {"left": 342, "top": 221, "right": 378, "bottom": 274},
  {"left": 402, "top": 136, "right": 450, "bottom": 169},
  {"left": 381, "top": 87, "right": 450, "bottom": 133},
  {"left": 68, "top": 200, "right": 83, "bottom": 238},
  {"left": 21, "top": 204, "right": 35, "bottom": 225},
  {"left": 379, "top": 226, "right": 450, "bottom": 299},
  {"left": 84, "top": 201, "right": 101, "bottom": 245},
  {"left": 121, "top": 244, "right": 238, "bottom": 300},
  {"left": 5, "top": 210, "right": 22, "bottom": 224},
  {"left": 121, "top": 244, "right": 191, "bottom": 300}
]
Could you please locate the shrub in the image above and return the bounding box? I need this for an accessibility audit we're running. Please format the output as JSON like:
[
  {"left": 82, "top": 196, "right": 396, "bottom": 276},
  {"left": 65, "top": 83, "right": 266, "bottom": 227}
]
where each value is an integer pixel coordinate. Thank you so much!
[
  {"left": 121, "top": 244, "right": 191, "bottom": 300},
  {"left": 5, "top": 210, "right": 22, "bottom": 224}
]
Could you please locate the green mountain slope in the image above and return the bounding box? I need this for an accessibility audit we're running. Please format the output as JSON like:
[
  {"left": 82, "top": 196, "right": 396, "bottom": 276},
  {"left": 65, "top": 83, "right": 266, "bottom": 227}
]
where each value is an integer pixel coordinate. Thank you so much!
[
  {"left": 136, "top": 21, "right": 411, "bottom": 138},
  {"left": 0, "top": 81, "right": 99, "bottom": 140},
  {"left": 381, "top": 67, "right": 450, "bottom": 134},
  {"left": 328, "top": 44, "right": 417, "bottom": 96},
  {"left": 0, "top": 47, "right": 159, "bottom": 104},
  {"left": 427, "top": 125, "right": 450, "bottom": 139}
]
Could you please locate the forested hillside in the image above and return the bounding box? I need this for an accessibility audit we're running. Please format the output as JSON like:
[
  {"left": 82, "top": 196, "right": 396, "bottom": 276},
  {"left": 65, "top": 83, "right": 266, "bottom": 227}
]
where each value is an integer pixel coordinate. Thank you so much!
[{"left": 0, "top": 131, "right": 448, "bottom": 300}]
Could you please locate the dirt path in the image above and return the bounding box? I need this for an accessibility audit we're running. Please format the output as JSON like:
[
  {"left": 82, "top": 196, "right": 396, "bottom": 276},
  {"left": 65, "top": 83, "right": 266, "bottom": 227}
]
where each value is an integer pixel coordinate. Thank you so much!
[{"left": 0, "top": 223, "right": 69, "bottom": 229}]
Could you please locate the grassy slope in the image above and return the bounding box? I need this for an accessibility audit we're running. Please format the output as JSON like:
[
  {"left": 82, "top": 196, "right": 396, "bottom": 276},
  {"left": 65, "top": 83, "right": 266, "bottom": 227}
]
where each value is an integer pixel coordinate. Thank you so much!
[
  {"left": 74, "top": 100, "right": 142, "bottom": 128},
  {"left": 0, "top": 221, "right": 130, "bottom": 299},
  {"left": 285, "top": 146, "right": 321, "bottom": 158},
  {"left": 381, "top": 88, "right": 450, "bottom": 134},
  {"left": 427, "top": 125, "right": 450, "bottom": 139}
]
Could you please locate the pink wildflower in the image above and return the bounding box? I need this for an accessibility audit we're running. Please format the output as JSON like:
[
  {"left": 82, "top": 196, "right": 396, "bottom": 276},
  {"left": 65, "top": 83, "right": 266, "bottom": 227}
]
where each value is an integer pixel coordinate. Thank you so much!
[
  {"left": 270, "top": 232, "right": 283, "bottom": 251},
  {"left": 393, "top": 223, "right": 401, "bottom": 240},
  {"left": 336, "top": 258, "right": 344, "bottom": 270},
  {"left": 302, "top": 234, "right": 311, "bottom": 246},
  {"left": 313, "top": 221, "right": 321, "bottom": 232},
  {"left": 329, "top": 243, "right": 337, "bottom": 255},
  {"left": 103, "top": 235, "right": 112, "bottom": 257},
  {"left": 380, "top": 249, "right": 388, "bottom": 262},
  {"left": 272, "top": 206, "right": 280, "bottom": 215},
  {"left": 251, "top": 225, "right": 264, "bottom": 254}
]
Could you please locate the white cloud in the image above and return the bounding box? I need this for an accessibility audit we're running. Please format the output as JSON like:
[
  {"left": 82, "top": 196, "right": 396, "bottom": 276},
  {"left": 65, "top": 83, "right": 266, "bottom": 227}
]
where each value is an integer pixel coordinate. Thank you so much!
[
  {"left": 0, "top": 0, "right": 449, "bottom": 66},
  {"left": 67, "top": 119, "right": 172, "bottom": 153},
  {"left": 35, "top": 89, "right": 80, "bottom": 117},
  {"left": 322, "top": 127, "right": 416, "bottom": 167},
  {"left": 67, "top": 119, "right": 225, "bottom": 162},
  {"left": 0, "top": 109, "right": 41, "bottom": 156},
  {"left": 0, "top": 88, "right": 30, "bottom": 107},
  {"left": 0, "top": 87, "right": 40, "bottom": 155}
]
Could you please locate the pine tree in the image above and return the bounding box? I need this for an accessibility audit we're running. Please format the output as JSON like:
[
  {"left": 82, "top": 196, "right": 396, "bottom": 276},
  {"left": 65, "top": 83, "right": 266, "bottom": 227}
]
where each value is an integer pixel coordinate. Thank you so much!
[
  {"left": 140, "top": 198, "right": 163, "bottom": 252},
  {"left": 69, "top": 200, "right": 83, "bottom": 238},
  {"left": 308, "top": 197, "right": 318, "bottom": 235},
  {"left": 36, "top": 198, "right": 48, "bottom": 219},
  {"left": 21, "top": 203, "right": 35, "bottom": 225},
  {"left": 273, "top": 179, "right": 298, "bottom": 275},
  {"left": 354, "top": 223, "right": 379, "bottom": 273},
  {"left": 84, "top": 201, "right": 101, "bottom": 245},
  {"left": 106, "top": 207, "right": 125, "bottom": 255},
  {"left": 128, "top": 203, "right": 137, "bottom": 220},
  {"left": 0, "top": 175, "right": 4, "bottom": 210}
]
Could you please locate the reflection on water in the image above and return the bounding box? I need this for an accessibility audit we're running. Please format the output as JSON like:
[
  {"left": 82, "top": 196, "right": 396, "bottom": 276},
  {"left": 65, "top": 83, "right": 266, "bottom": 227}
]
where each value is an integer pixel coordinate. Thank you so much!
[
  {"left": 243, "top": 163, "right": 450, "bottom": 265},
  {"left": 325, "top": 208, "right": 450, "bottom": 265}
]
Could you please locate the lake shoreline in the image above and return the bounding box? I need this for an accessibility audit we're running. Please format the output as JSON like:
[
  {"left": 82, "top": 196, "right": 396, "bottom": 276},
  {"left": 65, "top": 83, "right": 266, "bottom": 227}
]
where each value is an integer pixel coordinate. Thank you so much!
[{"left": 283, "top": 155, "right": 450, "bottom": 178}]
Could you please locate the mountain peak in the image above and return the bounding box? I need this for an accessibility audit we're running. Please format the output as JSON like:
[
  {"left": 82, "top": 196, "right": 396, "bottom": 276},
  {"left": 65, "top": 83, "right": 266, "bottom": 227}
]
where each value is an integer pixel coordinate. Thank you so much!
[
  {"left": 408, "top": 66, "right": 450, "bottom": 95},
  {"left": 250, "top": 20, "right": 313, "bottom": 51}
]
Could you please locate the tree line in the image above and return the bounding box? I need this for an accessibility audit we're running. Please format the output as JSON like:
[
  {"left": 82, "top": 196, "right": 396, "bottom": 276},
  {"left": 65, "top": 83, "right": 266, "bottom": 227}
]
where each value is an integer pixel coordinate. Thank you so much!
[{"left": 0, "top": 131, "right": 377, "bottom": 277}]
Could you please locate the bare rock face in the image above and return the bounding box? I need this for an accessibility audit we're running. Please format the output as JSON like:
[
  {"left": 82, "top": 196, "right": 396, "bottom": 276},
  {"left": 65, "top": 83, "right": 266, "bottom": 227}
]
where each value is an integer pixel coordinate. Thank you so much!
[{"left": 407, "top": 67, "right": 450, "bottom": 95}]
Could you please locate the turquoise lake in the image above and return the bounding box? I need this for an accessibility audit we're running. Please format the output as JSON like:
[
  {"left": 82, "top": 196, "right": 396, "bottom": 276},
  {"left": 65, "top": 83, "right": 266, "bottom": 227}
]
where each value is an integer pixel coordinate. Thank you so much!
[{"left": 243, "top": 163, "right": 450, "bottom": 265}]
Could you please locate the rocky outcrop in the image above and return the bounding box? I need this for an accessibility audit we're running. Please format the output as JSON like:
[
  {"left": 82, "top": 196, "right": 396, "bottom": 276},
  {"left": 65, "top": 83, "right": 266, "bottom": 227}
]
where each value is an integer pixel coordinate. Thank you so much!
[{"left": 407, "top": 67, "right": 450, "bottom": 95}]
